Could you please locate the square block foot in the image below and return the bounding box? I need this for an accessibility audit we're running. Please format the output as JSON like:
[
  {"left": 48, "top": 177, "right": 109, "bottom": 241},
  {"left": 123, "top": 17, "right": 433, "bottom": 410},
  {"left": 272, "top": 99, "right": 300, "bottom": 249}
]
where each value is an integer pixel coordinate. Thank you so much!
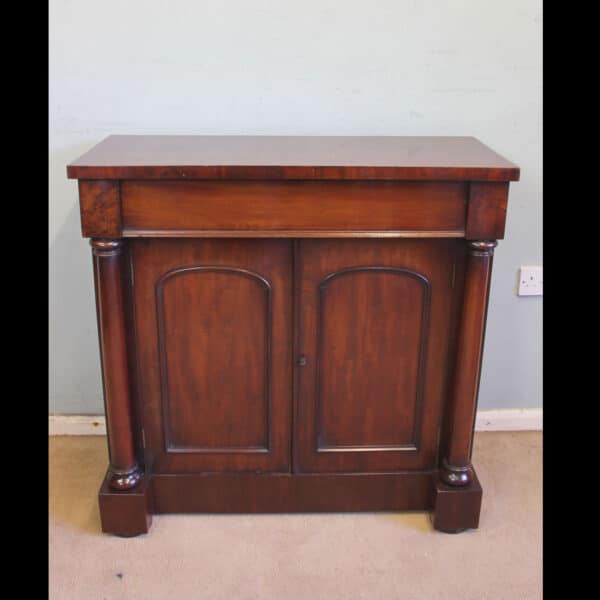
[
  {"left": 432, "top": 469, "right": 482, "bottom": 533},
  {"left": 98, "top": 470, "right": 152, "bottom": 537}
]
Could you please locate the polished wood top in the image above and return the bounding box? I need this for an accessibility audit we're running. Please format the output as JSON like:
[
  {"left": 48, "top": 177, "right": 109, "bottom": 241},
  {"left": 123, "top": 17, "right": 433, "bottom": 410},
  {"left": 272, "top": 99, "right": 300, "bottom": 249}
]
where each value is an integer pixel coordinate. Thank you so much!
[{"left": 67, "top": 135, "right": 519, "bottom": 181}]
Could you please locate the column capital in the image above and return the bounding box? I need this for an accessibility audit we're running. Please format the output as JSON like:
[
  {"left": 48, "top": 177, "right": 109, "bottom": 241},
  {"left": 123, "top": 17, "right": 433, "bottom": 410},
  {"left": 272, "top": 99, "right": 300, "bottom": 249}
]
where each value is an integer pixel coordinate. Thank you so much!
[
  {"left": 90, "top": 238, "right": 124, "bottom": 257},
  {"left": 467, "top": 240, "right": 497, "bottom": 257}
]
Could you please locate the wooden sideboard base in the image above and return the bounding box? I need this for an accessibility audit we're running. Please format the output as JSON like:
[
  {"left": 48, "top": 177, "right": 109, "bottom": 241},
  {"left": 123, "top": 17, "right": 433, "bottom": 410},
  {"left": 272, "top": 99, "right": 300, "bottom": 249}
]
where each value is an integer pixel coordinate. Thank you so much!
[
  {"left": 98, "top": 468, "right": 482, "bottom": 536},
  {"left": 150, "top": 471, "right": 434, "bottom": 513}
]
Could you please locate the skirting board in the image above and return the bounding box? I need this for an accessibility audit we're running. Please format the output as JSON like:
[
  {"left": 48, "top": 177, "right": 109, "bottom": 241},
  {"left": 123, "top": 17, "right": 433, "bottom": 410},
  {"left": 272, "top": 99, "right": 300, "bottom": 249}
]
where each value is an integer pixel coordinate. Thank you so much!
[
  {"left": 49, "top": 414, "right": 107, "bottom": 435},
  {"left": 474, "top": 408, "right": 542, "bottom": 432},
  {"left": 49, "top": 409, "right": 542, "bottom": 436}
]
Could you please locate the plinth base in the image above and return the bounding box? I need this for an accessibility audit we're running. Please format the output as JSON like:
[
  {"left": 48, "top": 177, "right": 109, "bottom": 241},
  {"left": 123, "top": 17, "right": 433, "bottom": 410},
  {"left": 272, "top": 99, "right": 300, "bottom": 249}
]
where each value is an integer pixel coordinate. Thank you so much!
[{"left": 98, "top": 467, "right": 483, "bottom": 536}]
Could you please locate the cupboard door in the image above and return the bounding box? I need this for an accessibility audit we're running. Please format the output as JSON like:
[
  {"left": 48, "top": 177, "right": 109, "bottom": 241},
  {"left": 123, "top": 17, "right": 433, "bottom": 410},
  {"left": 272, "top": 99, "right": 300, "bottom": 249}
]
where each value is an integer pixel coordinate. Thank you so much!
[
  {"left": 295, "top": 239, "right": 461, "bottom": 473},
  {"left": 132, "top": 239, "right": 292, "bottom": 473}
]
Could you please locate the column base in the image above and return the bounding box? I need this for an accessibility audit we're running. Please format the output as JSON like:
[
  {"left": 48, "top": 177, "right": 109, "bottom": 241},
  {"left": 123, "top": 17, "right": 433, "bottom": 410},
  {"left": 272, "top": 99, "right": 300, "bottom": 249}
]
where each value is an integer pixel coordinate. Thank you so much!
[
  {"left": 108, "top": 465, "right": 143, "bottom": 490},
  {"left": 98, "top": 468, "right": 152, "bottom": 537},
  {"left": 432, "top": 468, "right": 482, "bottom": 533},
  {"left": 440, "top": 458, "right": 473, "bottom": 486}
]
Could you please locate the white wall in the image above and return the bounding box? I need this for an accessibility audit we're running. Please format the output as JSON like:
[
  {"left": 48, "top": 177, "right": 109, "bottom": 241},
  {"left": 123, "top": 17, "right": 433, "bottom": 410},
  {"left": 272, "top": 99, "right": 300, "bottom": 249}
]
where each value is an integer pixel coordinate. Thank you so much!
[{"left": 49, "top": 0, "right": 542, "bottom": 414}]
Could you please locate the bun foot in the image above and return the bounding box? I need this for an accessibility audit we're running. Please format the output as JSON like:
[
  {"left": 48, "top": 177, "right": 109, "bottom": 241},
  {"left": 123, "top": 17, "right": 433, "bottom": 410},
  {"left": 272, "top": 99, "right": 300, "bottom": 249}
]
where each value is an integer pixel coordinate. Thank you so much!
[
  {"left": 109, "top": 466, "right": 143, "bottom": 491},
  {"left": 440, "top": 459, "right": 473, "bottom": 487}
]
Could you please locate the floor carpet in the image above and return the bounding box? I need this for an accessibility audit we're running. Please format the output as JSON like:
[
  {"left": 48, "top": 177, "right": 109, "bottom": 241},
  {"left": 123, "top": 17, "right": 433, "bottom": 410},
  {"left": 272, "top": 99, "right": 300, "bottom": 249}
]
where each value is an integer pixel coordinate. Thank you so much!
[{"left": 49, "top": 431, "right": 542, "bottom": 599}]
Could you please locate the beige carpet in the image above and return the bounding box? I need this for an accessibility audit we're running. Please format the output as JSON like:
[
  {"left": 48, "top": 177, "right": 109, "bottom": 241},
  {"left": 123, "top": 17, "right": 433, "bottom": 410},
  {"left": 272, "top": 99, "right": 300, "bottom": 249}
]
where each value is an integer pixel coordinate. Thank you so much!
[{"left": 49, "top": 432, "right": 542, "bottom": 599}]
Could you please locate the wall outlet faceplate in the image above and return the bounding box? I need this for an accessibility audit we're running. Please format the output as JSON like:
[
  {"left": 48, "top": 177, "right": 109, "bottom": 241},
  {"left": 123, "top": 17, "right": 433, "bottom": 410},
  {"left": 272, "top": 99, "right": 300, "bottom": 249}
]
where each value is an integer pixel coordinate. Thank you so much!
[{"left": 518, "top": 266, "right": 543, "bottom": 296}]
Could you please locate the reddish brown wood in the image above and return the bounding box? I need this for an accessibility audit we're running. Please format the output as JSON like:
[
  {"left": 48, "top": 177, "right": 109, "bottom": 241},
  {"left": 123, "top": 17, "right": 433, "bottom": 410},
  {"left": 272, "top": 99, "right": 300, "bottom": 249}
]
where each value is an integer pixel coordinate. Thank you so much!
[
  {"left": 466, "top": 182, "right": 509, "bottom": 240},
  {"left": 438, "top": 251, "right": 467, "bottom": 467},
  {"left": 68, "top": 136, "right": 517, "bottom": 536},
  {"left": 151, "top": 472, "right": 434, "bottom": 513},
  {"left": 121, "top": 180, "right": 467, "bottom": 235},
  {"left": 91, "top": 239, "right": 142, "bottom": 490},
  {"left": 67, "top": 135, "right": 520, "bottom": 181},
  {"left": 132, "top": 239, "right": 293, "bottom": 474},
  {"left": 125, "top": 230, "right": 463, "bottom": 239},
  {"left": 98, "top": 469, "right": 152, "bottom": 536},
  {"left": 295, "top": 239, "right": 462, "bottom": 473},
  {"left": 432, "top": 469, "right": 482, "bottom": 533},
  {"left": 441, "top": 240, "right": 497, "bottom": 486},
  {"left": 79, "top": 181, "right": 121, "bottom": 237},
  {"left": 157, "top": 269, "right": 271, "bottom": 452},
  {"left": 121, "top": 242, "right": 145, "bottom": 468}
]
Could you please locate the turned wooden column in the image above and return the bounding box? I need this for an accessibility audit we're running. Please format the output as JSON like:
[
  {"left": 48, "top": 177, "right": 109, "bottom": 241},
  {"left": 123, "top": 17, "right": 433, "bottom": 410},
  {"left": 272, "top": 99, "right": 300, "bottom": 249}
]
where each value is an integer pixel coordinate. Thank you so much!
[
  {"left": 441, "top": 239, "right": 497, "bottom": 486},
  {"left": 91, "top": 239, "right": 142, "bottom": 490}
]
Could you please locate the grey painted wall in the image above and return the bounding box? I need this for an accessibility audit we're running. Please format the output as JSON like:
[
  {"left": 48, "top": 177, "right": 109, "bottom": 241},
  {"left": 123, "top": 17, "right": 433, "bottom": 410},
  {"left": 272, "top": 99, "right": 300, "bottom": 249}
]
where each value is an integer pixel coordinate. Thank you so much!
[{"left": 49, "top": 0, "right": 542, "bottom": 414}]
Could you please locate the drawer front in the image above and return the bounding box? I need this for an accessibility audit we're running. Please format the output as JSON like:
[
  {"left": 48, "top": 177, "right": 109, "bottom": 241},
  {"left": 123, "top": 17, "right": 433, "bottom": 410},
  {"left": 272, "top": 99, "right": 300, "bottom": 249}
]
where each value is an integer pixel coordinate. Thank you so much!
[{"left": 121, "top": 180, "right": 467, "bottom": 237}]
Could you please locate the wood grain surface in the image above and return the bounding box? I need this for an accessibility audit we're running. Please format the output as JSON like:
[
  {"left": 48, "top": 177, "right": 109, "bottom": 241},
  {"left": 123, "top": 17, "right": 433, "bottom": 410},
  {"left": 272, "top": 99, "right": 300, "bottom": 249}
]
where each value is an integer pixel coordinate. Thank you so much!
[{"left": 67, "top": 135, "right": 520, "bottom": 181}]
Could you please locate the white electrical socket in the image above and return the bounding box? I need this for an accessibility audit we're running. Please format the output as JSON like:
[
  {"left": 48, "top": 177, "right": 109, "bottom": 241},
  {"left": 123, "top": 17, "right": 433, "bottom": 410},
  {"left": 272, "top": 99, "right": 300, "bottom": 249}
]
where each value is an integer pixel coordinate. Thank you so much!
[{"left": 518, "top": 266, "right": 543, "bottom": 296}]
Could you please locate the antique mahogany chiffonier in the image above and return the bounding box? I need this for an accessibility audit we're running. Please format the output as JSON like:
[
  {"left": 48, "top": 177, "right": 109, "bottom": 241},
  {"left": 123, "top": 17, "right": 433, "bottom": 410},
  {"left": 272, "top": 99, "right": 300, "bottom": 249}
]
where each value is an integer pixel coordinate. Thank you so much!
[{"left": 67, "top": 136, "right": 519, "bottom": 536}]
